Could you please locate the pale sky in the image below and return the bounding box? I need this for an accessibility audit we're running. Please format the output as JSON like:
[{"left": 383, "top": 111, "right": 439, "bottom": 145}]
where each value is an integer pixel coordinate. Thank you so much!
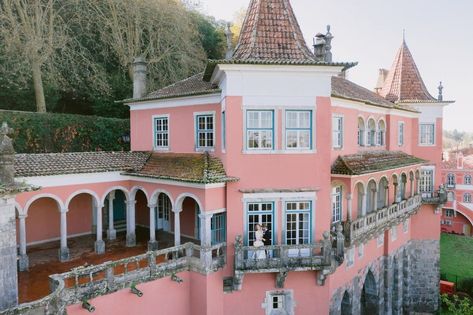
[{"left": 197, "top": 0, "right": 473, "bottom": 132}]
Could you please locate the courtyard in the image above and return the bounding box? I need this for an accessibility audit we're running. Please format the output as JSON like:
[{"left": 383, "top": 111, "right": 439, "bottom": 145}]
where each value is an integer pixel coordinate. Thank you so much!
[{"left": 440, "top": 233, "right": 473, "bottom": 282}]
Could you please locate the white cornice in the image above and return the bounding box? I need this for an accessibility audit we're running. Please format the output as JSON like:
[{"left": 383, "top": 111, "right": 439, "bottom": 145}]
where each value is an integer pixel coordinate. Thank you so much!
[
  {"left": 126, "top": 93, "right": 222, "bottom": 111},
  {"left": 331, "top": 97, "right": 419, "bottom": 118}
]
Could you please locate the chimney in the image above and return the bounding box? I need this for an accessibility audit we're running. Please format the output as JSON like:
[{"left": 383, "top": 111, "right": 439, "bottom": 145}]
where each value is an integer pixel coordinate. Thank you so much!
[
  {"left": 132, "top": 57, "right": 148, "bottom": 99},
  {"left": 313, "top": 26, "right": 334, "bottom": 62},
  {"left": 0, "top": 122, "right": 15, "bottom": 187},
  {"left": 375, "top": 69, "right": 389, "bottom": 94},
  {"left": 224, "top": 23, "right": 234, "bottom": 59},
  {"left": 457, "top": 152, "right": 464, "bottom": 169},
  {"left": 438, "top": 81, "right": 444, "bottom": 101}
]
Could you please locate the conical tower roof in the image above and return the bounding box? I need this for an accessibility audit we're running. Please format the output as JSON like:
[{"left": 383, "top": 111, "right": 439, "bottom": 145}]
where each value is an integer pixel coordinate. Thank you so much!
[
  {"left": 232, "top": 0, "right": 314, "bottom": 61},
  {"left": 380, "top": 40, "right": 436, "bottom": 103}
]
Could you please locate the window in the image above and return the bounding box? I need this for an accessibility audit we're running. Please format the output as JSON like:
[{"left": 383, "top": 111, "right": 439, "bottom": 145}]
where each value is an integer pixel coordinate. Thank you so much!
[
  {"left": 332, "top": 116, "right": 343, "bottom": 148},
  {"left": 464, "top": 193, "right": 472, "bottom": 203},
  {"left": 403, "top": 219, "right": 409, "bottom": 233},
  {"left": 466, "top": 175, "right": 472, "bottom": 185},
  {"left": 441, "top": 220, "right": 452, "bottom": 226},
  {"left": 222, "top": 111, "right": 226, "bottom": 151},
  {"left": 196, "top": 114, "right": 215, "bottom": 149},
  {"left": 211, "top": 212, "right": 226, "bottom": 245},
  {"left": 447, "top": 173, "right": 456, "bottom": 187},
  {"left": 154, "top": 116, "right": 169, "bottom": 149},
  {"left": 377, "top": 120, "right": 386, "bottom": 146},
  {"left": 358, "top": 244, "right": 364, "bottom": 258},
  {"left": 263, "top": 291, "right": 294, "bottom": 315},
  {"left": 271, "top": 295, "right": 284, "bottom": 310},
  {"left": 332, "top": 186, "right": 342, "bottom": 223},
  {"left": 157, "top": 194, "right": 172, "bottom": 231},
  {"left": 420, "top": 169, "right": 434, "bottom": 197},
  {"left": 285, "top": 111, "right": 312, "bottom": 149},
  {"left": 246, "top": 202, "right": 274, "bottom": 246},
  {"left": 420, "top": 123, "right": 435, "bottom": 145},
  {"left": 357, "top": 117, "right": 365, "bottom": 146},
  {"left": 398, "top": 122, "right": 405, "bottom": 146},
  {"left": 285, "top": 201, "right": 311, "bottom": 246},
  {"left": 367, "top": 119, "right": 376, "bottom": 147},
  {"left": 445, "top": 209, "right": 454, "bottom": 217},
  {"left": 247, "top": 110, "right": 274, "bottom": 150},
  {"left": 391, "top": 226, "right": 397, "bottom": 241}
]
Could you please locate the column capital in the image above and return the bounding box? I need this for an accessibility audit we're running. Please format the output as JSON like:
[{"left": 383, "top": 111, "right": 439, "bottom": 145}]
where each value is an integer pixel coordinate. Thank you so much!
[
  {"left": 198, "top": 212, "right": 213, "bottom": 220},
  {"left": 126, "top": 200, "right": 137, "bottom": 206},
  {"left": 60, "top": 207, "right": 69, "bottom": 214},
  {"left": 18, "top": 214, "right": 27, "bottom": 219},
  {"left": 173, "top": 208, "right": 183, "bottom": 214},
  {"left": 346, "top": 193, "right": 353, "bottom": 201},
  {"left": 148, "top": 204, "right": 157, "bottom": 209}
]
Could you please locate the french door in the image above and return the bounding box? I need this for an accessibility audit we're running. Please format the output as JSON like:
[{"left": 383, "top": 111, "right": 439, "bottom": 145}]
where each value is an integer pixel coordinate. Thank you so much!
[
  {"left": 246, "top": 202, "right": 274, "bottom": 246},
  {"left": 285, "top": 201, "right": 311, "bottom": 257}
]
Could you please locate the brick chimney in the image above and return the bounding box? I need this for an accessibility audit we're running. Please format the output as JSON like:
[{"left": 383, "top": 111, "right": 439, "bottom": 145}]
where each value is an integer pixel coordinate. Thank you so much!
[
  {"left": 313, "top": 26, "right": 334, "bottom": 62},
  {"left": 132, "top": 57, "right": 148, "bottom": 99},
  {"left": 375, "top": 69, "right": 389, "bottom": 94},
  {"left": 224, "top": 23, "right": 234, "bottom": 60}
]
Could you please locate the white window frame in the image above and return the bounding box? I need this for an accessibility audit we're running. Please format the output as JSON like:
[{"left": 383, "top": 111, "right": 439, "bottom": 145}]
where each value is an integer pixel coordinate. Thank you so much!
[
  {"left": 332, "top": 115, "right": 344, "bottom": 149},
  {"left": 367, "top": 118, "right": 376, "bottom": 147},
  {"left": 245, "top": 109, "right": 275, "bottom": 152},
  {"left": 398, "top": 122, "right": 405, "bottom": 146},
  {"left": 284, "top": 110, "right": 312, "bottom": 150},
  {"left": 445, "top": 209, "right": 454, "bottom": 217},
  {"left": 357, "top": 117, "right": 365, "bottom": 147},
  {"left": 377, "top": 120, "right": 386, "bottom": 146},
  {"left": 447, "top": 173, "right": 456, "bottom": 186},
  {"left": 419, "top": 123, "right": 435, "bottom": 146},
  {"left": 284, "top": 201, "right": 312, "bottom": 247},
  {"left": 194, "top": 111, "right": 216, "bottom": 151},
  {"left": 332, "top": 186, "right": 343, "bottom": 224},
  {"left": 262, "top": 290, "right": 295, "bottom": 315},
  {"left": 420, "top": 166, "right": 435, "bottom": 198},
  {"left": 464, "top": 193, "right": 472, "bottom": 203},
  {"left": 465, "top": 175, "right": 472, "bottom": 185},
  {"left": 152, "top": 114, "right": 170, "bottom": 151}
]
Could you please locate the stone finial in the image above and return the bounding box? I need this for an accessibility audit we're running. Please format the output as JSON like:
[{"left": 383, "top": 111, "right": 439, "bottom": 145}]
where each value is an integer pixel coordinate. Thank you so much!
[
  {"left": 224, "top": 23, "right": 234, "bottom": 60},
  {"left": 0, "top": 122, "right": 15, "bottom": 186},
  {"left": 438, "top": 81, "right": 444, "bottom": 101},
  {"left": 132, "top": 57, "right": 148, "bottom": 99},
  {"left": 324, "top": 25, "right": 333, "bottom": 62}
]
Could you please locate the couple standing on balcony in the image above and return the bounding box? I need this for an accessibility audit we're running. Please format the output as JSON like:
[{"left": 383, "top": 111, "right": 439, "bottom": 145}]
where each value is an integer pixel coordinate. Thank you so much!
[{"left": 254, "top": 224, "right": 271, "bottom": 259}]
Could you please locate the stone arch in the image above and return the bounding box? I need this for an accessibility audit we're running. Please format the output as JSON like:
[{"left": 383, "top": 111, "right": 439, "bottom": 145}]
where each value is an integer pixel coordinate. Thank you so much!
[
  {"left": 453, "top": 208, "right": 473, "bottom": 228},
  {"left": 101, "top": 186, "right": 130, "bottom": 205},
  {"left": 341, "top": 290, "right": 352, "bottom": 315},
  {"left": 400, "top": 173, "right": 408, "bottom": 201},
  {"left": 377, "top": 119, "right": 386, "bottom": 146},
  {"left": 175, "top": 193, "right": 203, "bottom": 212},
  {"left": 130, "top": 186, "right": 150, "bottom": 204},
  {"left": 367, "top": 118, "right": 376, "bottom": 146},
  {"left": 392, "top": 174, "right": 400, "bottom": 203},
  {"left": 24, "top": 193, "right": 64, "bottom": 214},
  {"left": 361, "top": 270, "right": 379, "bottom": 315},
  {"left": 377, "top": 177, "right": 389, "bottom": 209},
  {"left": 358, "top": 117, "right": 366, "bottom": 146},
  {"left": 150, "top": 189, "right": 175, "bottom": 208},
  {"left": 14, "top": 202, "right": 24, "bottom": 217},
  {"left": 367, "top": 179, "right": 378, "bottom": 213},
  {"left": 355, "top": 181, "right": 366, "bottom": 218},
  {"left": 409, "top": 170, "right": 415, "bottom": 197},
  {"left": 65, "top": 189, "right": 101, "bottom": 209}
]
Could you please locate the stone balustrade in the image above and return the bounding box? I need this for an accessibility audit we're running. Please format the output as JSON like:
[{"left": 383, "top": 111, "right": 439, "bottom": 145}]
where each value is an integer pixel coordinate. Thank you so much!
[
  {"left": 421, "top": 188, "right": 447, "bottom": 205},
  {"left": 1, "top": 242, "right": 226, "bottom": 315},
  {"left": 232, "top": 228, "right": 345, "bottom": 290},
  {"left": 345, "top": 194, "right": 422, "bottom": 245}
]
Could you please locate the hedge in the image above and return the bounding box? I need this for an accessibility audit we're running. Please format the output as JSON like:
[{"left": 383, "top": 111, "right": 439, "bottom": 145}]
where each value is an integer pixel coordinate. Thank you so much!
[{"left": 0, "top": 110, "right": 130, "bottom": 153}]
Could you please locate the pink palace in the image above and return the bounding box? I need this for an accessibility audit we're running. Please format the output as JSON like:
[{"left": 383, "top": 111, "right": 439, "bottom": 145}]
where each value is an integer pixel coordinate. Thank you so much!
[{"left": 0, "top": 0, "right": 454, "bottom": 314}]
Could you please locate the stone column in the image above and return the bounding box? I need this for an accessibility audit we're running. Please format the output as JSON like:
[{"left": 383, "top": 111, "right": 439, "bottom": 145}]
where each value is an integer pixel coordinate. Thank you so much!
[
  {"left": 107, "top": 192, "right": 116, "bottom": 240},
  {"left": 385, "top": 184, "right": 390, "bottom": 207},
  {"left": 372, "top": 188, "right": 378, "bottom": 211},
  {"left": 59, "top": 208, "right": 70, "bottom": 262},
  {"left": 346, "top": 194, "right": 353, "bottom": 221},
  {"left": 148, "top": 204, "right": 158, "bottom": 251},
  {"left": 393, "top": 183, "right": 399, "bottom": 204},
  {"left": 94, "top": 203, "right": 105, "bottom": 254},
  {"left": 126, "top": 200, "right": 136, "bottom": 247},
  {"left": 361, "top": 193, "right": 367, "bottom": 217},
  {"left": 18, "top": 214, "right": 29, "bottom": 271},
  {"left": 173, "top": 208, "right": 182, "bottom": 246},
  {"left": 199, "top": 212, "right": 213, "bottom": 269}
]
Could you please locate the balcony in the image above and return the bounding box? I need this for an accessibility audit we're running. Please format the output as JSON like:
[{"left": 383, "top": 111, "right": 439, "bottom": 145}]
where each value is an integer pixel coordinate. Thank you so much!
[
  {"left": 421, "top": 187, "right": 448, "bottom": 205},
  {"left": 1, "top": 242, "right": 226, "bottom": 315},
  {"left": 232, "top": 229, "right": 345, "bottom": 290},
  {"left": 344, "top": 195, "right": 422, "bottom": 245}
]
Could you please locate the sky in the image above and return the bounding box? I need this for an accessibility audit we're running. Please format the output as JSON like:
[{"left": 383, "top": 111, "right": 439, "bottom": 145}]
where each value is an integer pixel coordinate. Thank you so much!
[{"left": 197, "top": 0, "right": 473, "bottom": 132}]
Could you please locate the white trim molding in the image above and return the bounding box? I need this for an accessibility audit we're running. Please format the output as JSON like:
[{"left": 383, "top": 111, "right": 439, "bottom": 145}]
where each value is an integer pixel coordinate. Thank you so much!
[{"left": 127, "top": 93, "right": 222, "bottom": 111}]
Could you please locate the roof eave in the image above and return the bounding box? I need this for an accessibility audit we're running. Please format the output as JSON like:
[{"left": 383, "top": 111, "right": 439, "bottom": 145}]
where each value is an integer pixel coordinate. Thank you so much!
[{"left": 119, "top": 90, "right": 222, "bottom": 104}]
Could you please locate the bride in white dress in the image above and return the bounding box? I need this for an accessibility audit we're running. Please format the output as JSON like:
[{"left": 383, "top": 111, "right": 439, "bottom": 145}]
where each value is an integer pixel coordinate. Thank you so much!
[{"left": 253, "top": 224, "right": 266, "bottom": 259}]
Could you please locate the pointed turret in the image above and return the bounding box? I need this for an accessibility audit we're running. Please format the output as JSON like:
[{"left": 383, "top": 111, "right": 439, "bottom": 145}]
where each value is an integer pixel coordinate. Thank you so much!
[
  {"left": 380, "top": 39, "right": 436, "bottom": 103},
  {"left": 232, "top": 0, "right": 314, "bottom": 61}
]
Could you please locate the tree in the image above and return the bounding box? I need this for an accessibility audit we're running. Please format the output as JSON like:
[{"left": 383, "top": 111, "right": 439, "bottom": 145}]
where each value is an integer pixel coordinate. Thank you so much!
[{"left": 89, "top": 0, "right": 206, "bottom": 92}]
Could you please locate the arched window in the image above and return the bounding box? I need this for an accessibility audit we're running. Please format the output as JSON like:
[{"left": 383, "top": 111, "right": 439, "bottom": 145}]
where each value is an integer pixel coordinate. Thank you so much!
[
  {"left": 465, "top": 175, "right": 472, "bottom": 185},
  {"left": 377, "top": 120, "right": 386, "bottom": 146},
  {"left": 358, "top": 117, "right": 365, "bottom": 146},
  {"left": 447, "top": 173, "right": 456, "bottom": 187},
  {"left": 367, "top": 119, "right": 376, "bottom": 147},
  {"left": 464, "top": 193, "right": 472, "bottom": 203}
]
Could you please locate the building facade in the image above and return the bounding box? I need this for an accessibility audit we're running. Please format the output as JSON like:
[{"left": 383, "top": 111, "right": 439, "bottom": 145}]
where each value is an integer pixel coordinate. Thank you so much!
[
  {"left": 0, "top": 0, "right": 452, "bottom": 314},
  {"left": 441, "top": 150, "right": 473, "bottom": 236}
]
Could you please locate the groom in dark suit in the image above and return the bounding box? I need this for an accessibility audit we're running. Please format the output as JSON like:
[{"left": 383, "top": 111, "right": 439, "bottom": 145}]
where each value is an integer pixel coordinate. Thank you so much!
[{"left": 262, "top": 224, "right": 272, "bottom": 257}]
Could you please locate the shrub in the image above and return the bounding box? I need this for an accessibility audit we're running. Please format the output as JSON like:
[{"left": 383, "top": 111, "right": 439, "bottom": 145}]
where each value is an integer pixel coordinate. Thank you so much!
[
  {"left": 0, "top": 110, "right": 130, "bottom": 153},
  {"left": 441, "top": 294, "right": 473, "bottom": 315}
]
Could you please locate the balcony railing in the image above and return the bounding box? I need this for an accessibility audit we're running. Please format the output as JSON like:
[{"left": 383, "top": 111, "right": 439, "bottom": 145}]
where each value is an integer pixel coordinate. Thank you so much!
[
  {"left": 421, "top": 187, "right": 447, "bottom": 205},
  {"left": 344, "top": 194, "right": 422, "bottom": 245},
  {"left": 232, "top": 228, "right": 345, "bottom": 290},
  {"left": 1, "top": 242, "right": 226, "bottom": 315}
]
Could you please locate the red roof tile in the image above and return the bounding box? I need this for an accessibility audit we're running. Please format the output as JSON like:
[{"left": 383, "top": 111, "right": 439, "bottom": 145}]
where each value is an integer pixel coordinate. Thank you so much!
[
  {"left": 232, "top": 0, "right": 314, "bottom": 61},
  {"left": 380, "top": 41, "right": 436, "bottom": 103}
]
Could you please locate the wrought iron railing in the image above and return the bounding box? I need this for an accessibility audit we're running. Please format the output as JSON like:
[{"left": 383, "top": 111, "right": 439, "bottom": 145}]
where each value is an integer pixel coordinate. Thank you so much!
[
  {"left": 1, "top": 242, "right": 226, "bottom": 315},
  {"left": 344, "top": 194, "right": 422, "bottom": 245}
]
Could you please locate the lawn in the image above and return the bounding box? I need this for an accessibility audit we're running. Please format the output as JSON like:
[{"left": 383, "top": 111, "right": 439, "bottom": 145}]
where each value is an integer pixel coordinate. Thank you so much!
[{"left": 440, "top": 233, "right": 473, "bottom": 281}]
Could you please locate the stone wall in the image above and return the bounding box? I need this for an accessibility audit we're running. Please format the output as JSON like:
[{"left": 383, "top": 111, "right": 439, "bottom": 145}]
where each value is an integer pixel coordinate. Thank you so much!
[
  {"left": 0, "top": 197, "right": 18, "bottom": 311},
  {"left": 329, "top": 239, "right": 439, "bottom": 315}
]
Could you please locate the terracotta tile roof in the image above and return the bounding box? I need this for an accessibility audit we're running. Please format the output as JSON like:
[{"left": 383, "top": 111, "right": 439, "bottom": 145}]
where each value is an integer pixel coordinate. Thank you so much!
[
  {"left": 232, "top": 0, "right": 314, "bottom": 61},
  {"left": 124, "top": 152, "right": 238, "bottom": 184},
  {"left": 15, "top": 152, "right": 151, "bottom": 177},
  {"left": 331, "top": 151, "right": 426, "bottom": 176},
  {"left": 123, "top": 73, "right": 220, "bottom": 103},
  {"left": 380, "top": 40, "right": 436, "bottom": 103}
]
